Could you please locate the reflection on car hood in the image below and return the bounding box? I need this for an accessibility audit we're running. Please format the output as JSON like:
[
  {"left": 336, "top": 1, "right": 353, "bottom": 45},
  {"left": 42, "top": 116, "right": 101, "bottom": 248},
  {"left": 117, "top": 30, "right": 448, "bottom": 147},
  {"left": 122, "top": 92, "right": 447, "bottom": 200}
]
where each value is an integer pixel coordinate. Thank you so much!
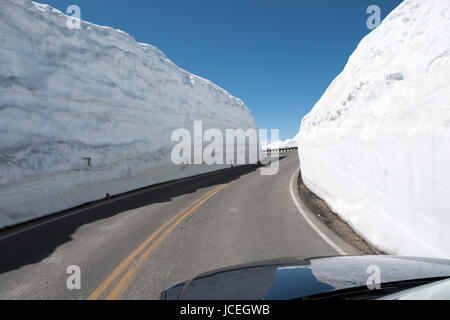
[{"left": 160, "top": 256, "right": 450, "bottom": 300}]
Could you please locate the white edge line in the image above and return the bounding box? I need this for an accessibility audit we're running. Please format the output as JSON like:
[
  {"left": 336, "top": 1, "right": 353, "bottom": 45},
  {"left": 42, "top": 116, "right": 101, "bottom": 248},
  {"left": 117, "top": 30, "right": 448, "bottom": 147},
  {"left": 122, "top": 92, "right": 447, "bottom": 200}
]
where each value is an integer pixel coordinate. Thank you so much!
[{"left": 289, "top": 167, "right": 348, "bottom": 256}]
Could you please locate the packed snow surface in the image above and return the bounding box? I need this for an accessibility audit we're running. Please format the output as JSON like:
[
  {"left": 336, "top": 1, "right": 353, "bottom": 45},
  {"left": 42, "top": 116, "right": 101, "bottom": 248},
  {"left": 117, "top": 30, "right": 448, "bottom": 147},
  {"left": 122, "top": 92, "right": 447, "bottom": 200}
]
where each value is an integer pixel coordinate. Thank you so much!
[
  {"left": 0, "top": 0, "right": 257, "bottom": 228},
  {"left": 298, "top": 0, "right": 450, "bottom": 258}
]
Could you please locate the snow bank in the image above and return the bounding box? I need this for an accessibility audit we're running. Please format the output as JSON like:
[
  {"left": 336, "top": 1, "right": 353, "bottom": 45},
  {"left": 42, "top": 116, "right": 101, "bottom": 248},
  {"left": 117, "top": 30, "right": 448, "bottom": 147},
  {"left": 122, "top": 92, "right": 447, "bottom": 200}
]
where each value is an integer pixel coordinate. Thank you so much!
[
  {"left": 0, "top": 0, "right": 257, "bottom": 228},
  {"left": 298, "top": 0, "right": 450, "bottom": 258},
  {"left": 262, "top": 133, "right": 299, "bottom": 150}
]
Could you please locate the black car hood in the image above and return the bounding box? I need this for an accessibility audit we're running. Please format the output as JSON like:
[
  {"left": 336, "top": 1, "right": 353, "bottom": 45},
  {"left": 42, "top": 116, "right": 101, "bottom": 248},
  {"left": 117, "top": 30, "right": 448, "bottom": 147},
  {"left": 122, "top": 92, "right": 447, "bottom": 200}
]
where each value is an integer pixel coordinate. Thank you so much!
[{"left": 161, "top": 256, "right": 450, "bottom": 300}]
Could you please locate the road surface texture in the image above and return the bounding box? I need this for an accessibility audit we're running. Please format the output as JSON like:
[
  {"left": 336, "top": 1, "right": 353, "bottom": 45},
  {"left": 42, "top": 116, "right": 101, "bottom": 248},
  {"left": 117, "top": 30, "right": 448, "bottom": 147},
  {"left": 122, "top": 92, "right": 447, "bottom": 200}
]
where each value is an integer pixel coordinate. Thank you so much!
[{"left": 0, "top": 152, "right": 360, "bottom": 300}]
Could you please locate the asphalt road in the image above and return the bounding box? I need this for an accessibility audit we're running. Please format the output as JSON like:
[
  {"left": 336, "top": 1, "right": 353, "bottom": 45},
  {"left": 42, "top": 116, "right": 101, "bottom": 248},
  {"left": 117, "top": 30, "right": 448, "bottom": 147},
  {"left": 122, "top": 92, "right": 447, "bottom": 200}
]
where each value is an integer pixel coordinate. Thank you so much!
[{"left": 0, "top": 152, "right": 341, "bottom": 300}]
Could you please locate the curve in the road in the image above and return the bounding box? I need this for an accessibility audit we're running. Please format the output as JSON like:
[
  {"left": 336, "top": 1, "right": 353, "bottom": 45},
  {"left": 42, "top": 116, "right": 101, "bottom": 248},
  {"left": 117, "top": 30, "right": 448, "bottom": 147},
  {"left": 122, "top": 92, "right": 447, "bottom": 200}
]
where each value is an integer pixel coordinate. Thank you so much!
[{"left": 0, "top": 153, "right": 352, "bottom": 300}]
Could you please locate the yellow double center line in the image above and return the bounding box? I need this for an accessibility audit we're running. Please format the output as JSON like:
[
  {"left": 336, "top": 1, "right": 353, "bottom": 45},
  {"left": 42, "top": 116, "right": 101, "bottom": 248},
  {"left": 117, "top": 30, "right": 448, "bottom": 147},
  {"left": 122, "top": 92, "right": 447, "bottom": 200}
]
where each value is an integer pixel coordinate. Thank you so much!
[{"left": 87, "top": 182, "right": 231, "bottom": 300}]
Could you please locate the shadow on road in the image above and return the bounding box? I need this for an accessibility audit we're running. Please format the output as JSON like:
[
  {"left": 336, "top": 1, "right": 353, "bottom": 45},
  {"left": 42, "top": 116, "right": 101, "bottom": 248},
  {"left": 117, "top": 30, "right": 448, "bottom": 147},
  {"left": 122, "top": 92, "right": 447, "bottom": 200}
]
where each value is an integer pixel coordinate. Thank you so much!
[{"left": 0, "top": 156, "right": 289, "bottom": 274}]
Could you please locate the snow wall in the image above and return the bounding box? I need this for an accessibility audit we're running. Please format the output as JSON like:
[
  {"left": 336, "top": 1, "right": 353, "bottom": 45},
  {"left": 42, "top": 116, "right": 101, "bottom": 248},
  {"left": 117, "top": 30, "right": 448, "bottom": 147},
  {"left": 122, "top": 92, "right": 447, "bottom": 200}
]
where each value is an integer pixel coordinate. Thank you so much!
[
  {"left": 0, "top": 0, "right": 257, "bottom": 229},
  {"left": 298, "top": 0, "right": 450, "bottom": 258}
]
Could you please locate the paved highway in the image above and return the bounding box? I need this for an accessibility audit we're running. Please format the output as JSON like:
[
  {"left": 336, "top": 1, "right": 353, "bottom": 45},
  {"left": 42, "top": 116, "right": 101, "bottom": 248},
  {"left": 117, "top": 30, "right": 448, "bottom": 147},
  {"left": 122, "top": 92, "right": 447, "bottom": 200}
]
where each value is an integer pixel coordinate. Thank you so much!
[{"left": 0, "top": 152, "right": 350, "bottom": 300}]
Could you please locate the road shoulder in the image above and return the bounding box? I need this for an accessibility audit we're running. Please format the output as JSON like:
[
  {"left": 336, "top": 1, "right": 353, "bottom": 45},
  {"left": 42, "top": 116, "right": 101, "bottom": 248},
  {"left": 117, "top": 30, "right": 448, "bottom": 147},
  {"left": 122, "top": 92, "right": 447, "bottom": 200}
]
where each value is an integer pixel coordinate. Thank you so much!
[{"left": 291, "top": 167, "right": 380, "bottom": 256}]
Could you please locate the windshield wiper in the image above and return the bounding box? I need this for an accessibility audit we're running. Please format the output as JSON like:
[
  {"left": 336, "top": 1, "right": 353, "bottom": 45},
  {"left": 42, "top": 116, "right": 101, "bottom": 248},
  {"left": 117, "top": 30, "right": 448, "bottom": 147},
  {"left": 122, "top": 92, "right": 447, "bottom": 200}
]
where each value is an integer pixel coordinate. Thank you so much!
[{"left": 294, "top": 277, "right": 450, "bottom": 300}]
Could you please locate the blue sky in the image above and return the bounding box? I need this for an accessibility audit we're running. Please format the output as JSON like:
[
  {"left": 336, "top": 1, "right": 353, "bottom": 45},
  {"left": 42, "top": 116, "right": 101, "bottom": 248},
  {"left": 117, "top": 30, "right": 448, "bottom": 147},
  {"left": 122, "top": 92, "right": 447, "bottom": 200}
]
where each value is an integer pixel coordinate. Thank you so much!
[{"left": 44, "top": 0, "right": 403, "bottom": 140}]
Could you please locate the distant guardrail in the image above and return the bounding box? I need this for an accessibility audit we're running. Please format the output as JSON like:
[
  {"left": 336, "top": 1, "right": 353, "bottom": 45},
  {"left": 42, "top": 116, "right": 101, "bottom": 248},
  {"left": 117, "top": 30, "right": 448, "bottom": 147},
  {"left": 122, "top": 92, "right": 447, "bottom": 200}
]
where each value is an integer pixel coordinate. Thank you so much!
[{"left": 263, "top": 147, "right": 298, "bottom": 154}]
